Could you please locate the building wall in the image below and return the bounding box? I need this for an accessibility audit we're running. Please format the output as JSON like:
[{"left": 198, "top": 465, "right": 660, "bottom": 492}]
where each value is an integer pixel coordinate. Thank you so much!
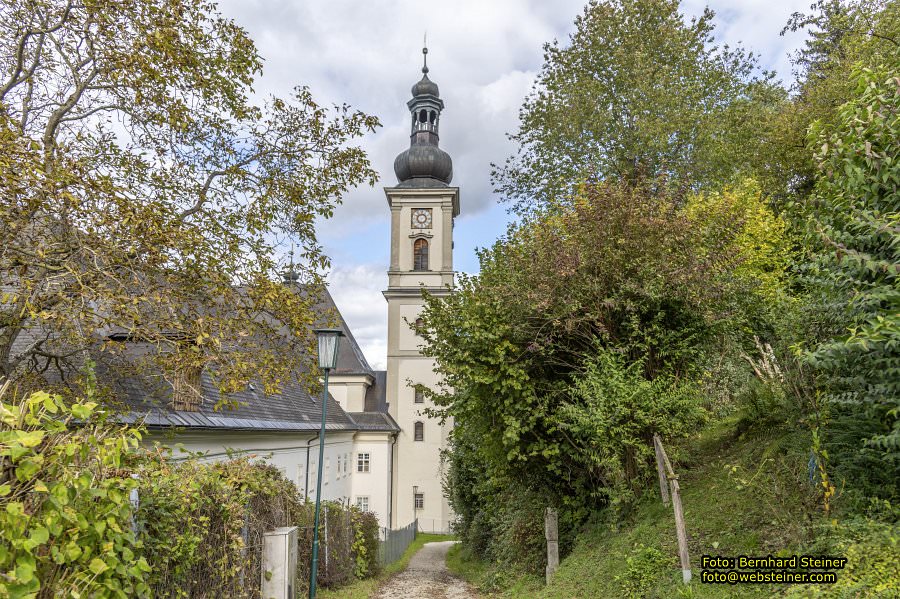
[
  {"left": 350, "top": 432, "right": 395, "bottom": 528},
  {"left": 387, "top": 352, "right": 453, "bottom": 533},
  {"left": 327, "top": 374, "right": 372, "bottom": 413},
  {"left": 144, "top": 430, "right": 357, "bottom": 505}
]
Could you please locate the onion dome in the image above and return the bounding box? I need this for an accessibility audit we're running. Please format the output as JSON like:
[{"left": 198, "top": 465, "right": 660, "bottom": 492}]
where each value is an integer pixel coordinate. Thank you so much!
[
  {"left": 411, "top": 73, "right": 439, "bottom": 98},
  {"left": 393, "top": 46, "right": 453, "bottom": 187}
]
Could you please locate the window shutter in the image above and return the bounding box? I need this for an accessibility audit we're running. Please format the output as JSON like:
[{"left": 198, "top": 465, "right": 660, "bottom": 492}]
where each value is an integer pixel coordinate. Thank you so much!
[{"left": 171, "top": 366, "right": 202, "bottom": 411}]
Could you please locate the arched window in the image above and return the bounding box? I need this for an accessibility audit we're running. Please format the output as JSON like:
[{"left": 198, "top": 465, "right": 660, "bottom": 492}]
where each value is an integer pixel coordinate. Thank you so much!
[
  {"left": 413, "top": 239, "right": 429, "bottom": 271},
  {"left": 419, "top": 109, "right": 427, "bottom": 123},
  {"left": 414, "top": 421, "right": 424, "bottom": 442},
  {"left": 429, "top": 110, "right": 436, "bottom": 124}
]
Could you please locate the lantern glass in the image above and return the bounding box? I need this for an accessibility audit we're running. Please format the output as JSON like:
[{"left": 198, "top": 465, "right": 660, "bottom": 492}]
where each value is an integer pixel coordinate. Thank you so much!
[{"left": 314, "top": 329, "right": 342, "bottom": 370}]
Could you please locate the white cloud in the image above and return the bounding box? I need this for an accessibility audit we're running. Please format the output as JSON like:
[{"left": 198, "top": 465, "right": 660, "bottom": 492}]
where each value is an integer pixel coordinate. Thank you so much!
[{"left": 326, "top": 264, "right": 389, "bottom": 370}]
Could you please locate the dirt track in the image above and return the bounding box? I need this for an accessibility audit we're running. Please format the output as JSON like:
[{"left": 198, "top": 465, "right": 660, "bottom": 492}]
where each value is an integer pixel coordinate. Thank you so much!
[{"left": 372, "top": 541, "right": 476, "bottom": 599}]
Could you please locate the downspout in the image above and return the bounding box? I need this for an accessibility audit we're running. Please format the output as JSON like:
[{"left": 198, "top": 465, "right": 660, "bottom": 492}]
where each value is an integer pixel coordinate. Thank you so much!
[{"left": 388, "top": 432, "right": 397, "bottom": 527}]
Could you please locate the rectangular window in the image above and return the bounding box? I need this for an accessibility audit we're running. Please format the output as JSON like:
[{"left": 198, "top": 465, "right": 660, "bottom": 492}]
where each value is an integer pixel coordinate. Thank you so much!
[
  {"left": 356, "top": 496, "right": 369, "bottom": 512},
  {"left": 336, "top": 454, "right": 341, "bottom": 476},
  {"left": 414, "top": 389, "right": 424, "bottom": 403},
  {"left": 325, "top": 458, "right": 330, "bottom": 484},
  {"left": 344, "top": 453, "right": 349, "bottom": 474},
  {"left": 414, "top": 493, "right": 424, "bottom": 510},
  {"left": 357, "top": 453, "right": 370, "bottom": 473}
]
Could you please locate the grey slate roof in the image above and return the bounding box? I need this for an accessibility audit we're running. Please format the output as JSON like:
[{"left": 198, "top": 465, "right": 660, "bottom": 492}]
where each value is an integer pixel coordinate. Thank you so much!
[
  {"left": 109, "top": 286, "right": 388, "bottom": 433},
  {"left": 6, "top": 281, "right": 390, "bottom": 434},
  {"left": 348, "top": 411, "right": 400, "bottom": 432},
  {"left": 110, "top": 368, "right": 358, "bottom": 432},
  {"left": 364, "top": 370, "right": 388, "bottom": 412}
]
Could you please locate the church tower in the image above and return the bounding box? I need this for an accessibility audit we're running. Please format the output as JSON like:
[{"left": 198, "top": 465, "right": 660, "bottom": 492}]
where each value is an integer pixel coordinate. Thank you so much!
[{"left": 384, "top": 46, "right": 459, "bottom": 531}]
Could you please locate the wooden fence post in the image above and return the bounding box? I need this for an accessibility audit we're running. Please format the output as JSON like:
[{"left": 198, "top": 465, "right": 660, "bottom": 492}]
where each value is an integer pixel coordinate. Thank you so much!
[
  {"left": 653, "top": 435, "right": 670, "bottom": 506},
  {"left": 670, "top": 477, "right": 691, "bottom": 583},
  {"left": 545, "top": 507, "right": 559, "bottom": 584},
  {"left": 653, "top": 434, "right": 691, "bottom": 584}
]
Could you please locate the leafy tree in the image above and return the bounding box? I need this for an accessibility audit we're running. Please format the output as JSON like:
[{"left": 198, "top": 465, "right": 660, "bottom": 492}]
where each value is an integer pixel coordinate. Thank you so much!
[
  {"left": 762, "top": 0, "right": 899, "bottom": 202},
  {"left": 804, "top": 56, "right": 900, "bottom": 460},
  {"left": 493, "top": 0, "right": 780, "bottom": 213},
  {"left": 683, "top": 179, "right": 795, "bottom": 341},
  {"left": 422, "top": 182, "right": 758, "bottom": 537},
  {"left": 0, "top": 0, "right": 379, "bottom": 395}
]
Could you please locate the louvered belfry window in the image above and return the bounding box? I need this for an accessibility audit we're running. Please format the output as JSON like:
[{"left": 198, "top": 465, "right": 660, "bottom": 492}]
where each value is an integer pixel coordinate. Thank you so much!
[
  {"left": 414, "top": 421, "right": 424, "bottom": 442},
  {"left": 413, "top": 238, "right": 429, "bottom": 271}
]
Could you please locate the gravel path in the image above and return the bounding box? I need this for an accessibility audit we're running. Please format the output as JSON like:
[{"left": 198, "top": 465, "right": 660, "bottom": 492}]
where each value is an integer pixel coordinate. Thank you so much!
[{"left": 373, "top": 541, "right": 476, "bottom": 599}]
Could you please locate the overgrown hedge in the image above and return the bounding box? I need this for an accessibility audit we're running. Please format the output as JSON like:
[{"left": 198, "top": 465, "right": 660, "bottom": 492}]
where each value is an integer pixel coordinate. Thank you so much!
[{"left": 0, "top": 384, "right": 380, "bottom": 598}]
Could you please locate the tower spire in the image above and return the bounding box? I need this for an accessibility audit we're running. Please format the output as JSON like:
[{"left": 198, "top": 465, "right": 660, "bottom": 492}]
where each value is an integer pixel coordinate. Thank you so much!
[
  {"left": 283, "top": 245, "right": 299, "bottom": 284},
  {"left": 393, "top": 45, "right": 452, "bottom": 187}
]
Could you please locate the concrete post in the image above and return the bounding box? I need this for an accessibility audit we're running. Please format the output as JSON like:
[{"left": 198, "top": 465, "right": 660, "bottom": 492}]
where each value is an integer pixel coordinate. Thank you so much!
[
  {"left": 262, "top": 526, "right": 299, "bottom": 599},
  {"left": 545, "top": 507, "right": 559, "bottom": 584}
]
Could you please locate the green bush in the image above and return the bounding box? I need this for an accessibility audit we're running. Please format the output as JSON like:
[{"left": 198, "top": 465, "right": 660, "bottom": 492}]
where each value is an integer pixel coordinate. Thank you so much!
[
  {"left": 0, "top": 382, "right": 381, "bottom": 598},
  {"left": 804, "top": 54, "right": 900, "bottom": 469},
  {"left": 350, "top": 509, "right": 380, "bottom": 579},
  {"left": 613, "top": 544, "right": 670, "bottom": 599},
  {"left": 0, "top": 384, "right": 150, "bottom": 599},
  {"left": 786, "top": 505, "right": 900, "bottom": 598},
  {"left": 136, "top": 456, "right": 308, "bottom": 598},
  {"left": 560, "top": 348, "right": 705, "bottom": 511}
]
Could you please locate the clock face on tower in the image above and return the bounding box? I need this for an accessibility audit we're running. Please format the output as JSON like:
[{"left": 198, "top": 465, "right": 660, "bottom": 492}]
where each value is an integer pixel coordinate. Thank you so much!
[{"left": 411, "top": 208, "right": 432, "bottom": 229}]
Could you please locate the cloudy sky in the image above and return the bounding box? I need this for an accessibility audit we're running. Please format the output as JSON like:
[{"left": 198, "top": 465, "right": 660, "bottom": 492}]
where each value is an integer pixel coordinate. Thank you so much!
[{"left": 218, "top": 0, "right": 812, "bottom": 369}]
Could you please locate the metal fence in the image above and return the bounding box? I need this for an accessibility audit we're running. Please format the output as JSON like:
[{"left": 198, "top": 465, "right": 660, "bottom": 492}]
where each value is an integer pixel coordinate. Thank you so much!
[
  {"left": 414, "top": 517, "right": 452, "bottom": 535},
  {"left": 378, "top": 519, "right": 417, "bottom": 566}
]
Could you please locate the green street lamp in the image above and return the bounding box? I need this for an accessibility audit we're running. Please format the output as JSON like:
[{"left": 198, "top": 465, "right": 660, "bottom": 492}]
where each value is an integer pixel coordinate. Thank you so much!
[{"left": 309, "top": 328, "right": 342, "bottom": 599}]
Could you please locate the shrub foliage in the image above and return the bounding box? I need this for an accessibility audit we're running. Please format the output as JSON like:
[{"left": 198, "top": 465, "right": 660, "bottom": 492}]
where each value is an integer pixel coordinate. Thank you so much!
[{"left": 0, "top": 383, "right": 380, "bottom": 598}]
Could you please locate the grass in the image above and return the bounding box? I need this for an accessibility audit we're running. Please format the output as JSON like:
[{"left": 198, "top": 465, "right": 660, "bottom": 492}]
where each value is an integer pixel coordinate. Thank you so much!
[
  {"left": 448, "top": 417, "right": 835, "bottom": 598},
  {"left": 319, "top": 533, "right": 455, "bottom": 599},
  {"left": 447, "top": 543, "right": 542, "bottom": 597}
]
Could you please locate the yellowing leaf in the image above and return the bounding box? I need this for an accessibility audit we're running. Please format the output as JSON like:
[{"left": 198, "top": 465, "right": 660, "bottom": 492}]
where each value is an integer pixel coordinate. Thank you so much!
[{"left": 89, "top": 558, "right": 109, "bottom": 575}]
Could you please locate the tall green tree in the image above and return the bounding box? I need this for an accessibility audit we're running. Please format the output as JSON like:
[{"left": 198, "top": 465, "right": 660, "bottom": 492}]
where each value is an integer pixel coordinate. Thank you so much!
[
  {"left": 805, "top": 55, "right": 900, "bottom": 459},
  {"left": 761, "top": 0, "right": 899, "bottom": 202},
  {"left": 422, "top": 181, "right": 752, "bottom": 515},
  {"left": 0, "top": 0, "right": 379, "bottom": 394},
  {"left": 493, "top": 0, "right": 780, "bottom": 213}
]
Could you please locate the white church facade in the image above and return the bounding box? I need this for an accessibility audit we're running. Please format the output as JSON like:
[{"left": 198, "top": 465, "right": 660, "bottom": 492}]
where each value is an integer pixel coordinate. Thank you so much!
[{"left": 126, "top": 51, "right": 457, "bottom": 534}]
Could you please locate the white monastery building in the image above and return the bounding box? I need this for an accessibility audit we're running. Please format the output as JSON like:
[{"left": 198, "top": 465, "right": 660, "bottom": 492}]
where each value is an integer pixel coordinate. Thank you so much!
[{"left": 120, "top": 50, "right": 457, "bottom": 534}]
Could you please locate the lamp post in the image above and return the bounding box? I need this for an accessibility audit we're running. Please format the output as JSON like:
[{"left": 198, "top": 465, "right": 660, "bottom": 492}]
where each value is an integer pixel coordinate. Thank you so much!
[{"left": 309, "top": 328, "right": 342, "bottom": 599}]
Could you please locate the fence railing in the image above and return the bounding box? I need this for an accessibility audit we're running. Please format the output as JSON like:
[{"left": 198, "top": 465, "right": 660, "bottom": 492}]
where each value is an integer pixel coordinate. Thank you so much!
[
  {"left": 378, "top": 519, "right": 417, "bottom": 566},
  {"left": 414, "top": 517, "right": 452, "bottom": 535}
]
